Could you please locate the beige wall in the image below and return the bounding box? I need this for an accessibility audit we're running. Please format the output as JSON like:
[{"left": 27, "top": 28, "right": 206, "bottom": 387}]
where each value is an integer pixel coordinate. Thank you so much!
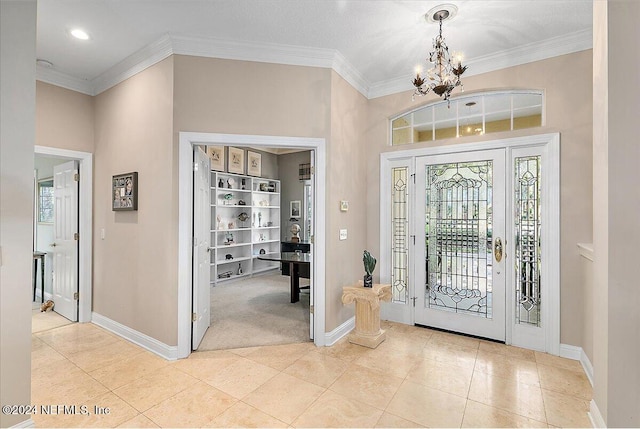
[
  {"left": 326, "top": 71, "right": 370, "bottom": 330},
  {"left": 604, "top": 1, "right": 640, "bottom": 425},
  {"left": 365, "top": 50, "right": 593, "bottom": 347},
  {"left": 592, "top": 0, "right": 609, "bottom": 420},
  {"left": 279, "top": 151, "right": 311, "bottom": 242},
  {"left": 93, "top": 57, "right": 176, "bottom": 345},
  {"left": 36, "top": 81, "right": 94, "bottom": 152},
  {"left": 0, "top": 1, "right": 36, "bottom": 427}
]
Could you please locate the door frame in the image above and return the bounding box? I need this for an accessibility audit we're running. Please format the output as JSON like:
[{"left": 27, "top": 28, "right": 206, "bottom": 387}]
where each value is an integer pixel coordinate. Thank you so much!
[
  {"left": 178, "top": 132, "right": 326, "bottom": 359},
  {"left": 379, "top": 133, "right": 560, "bottom": 354},
  {"left": 34, "top": 145, "right": 93, "bottom": 323}
]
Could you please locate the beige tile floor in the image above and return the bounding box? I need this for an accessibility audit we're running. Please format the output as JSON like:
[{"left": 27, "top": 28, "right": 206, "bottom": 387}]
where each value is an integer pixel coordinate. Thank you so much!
[{"left": 31, "top": 321, "right": 593, "bottom": 428}]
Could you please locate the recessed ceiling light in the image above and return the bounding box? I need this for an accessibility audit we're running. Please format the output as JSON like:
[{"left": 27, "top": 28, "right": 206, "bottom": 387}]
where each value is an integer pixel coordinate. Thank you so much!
[{"left": 70, "top": 28, "right": 89, "bottom": 40}]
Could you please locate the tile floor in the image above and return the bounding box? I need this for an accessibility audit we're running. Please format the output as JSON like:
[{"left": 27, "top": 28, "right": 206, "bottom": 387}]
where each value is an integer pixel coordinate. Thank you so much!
[{"left": 31, "top": 321, "right": 592, "bottom": 428}]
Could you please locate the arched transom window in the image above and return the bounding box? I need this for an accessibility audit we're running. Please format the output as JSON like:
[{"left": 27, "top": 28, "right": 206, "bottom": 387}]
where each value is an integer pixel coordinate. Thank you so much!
[{"left": 391, "top": 90, "right": 543, "bottom": 145}]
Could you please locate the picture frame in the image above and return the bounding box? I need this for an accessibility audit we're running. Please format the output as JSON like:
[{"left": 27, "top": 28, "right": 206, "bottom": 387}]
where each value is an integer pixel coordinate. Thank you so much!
[
  {"left": 207, "top": 146, "right": 225, "bottom": 171},
  {"left": 290, "top": 200, "right": 301, "bottom": 218},
  {"left": 112, "top": 172, "right": 138, "bottom": 211},
  {"left": 228, "top": 147, "right": 245, "bottom": 175},
  {"left": 247, "top": 150, "right": 262, "bottom": 177}
]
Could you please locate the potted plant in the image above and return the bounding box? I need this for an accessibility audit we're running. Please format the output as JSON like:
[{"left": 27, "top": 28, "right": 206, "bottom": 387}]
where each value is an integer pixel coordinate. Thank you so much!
[{"left": 363, "top": 250, "right": 376, "bottom": 288}]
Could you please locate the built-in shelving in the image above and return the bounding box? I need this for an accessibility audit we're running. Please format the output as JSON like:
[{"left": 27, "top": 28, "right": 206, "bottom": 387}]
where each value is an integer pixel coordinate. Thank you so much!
[{"left": 210, "top": 171, "right": 281, "bottom": 283}]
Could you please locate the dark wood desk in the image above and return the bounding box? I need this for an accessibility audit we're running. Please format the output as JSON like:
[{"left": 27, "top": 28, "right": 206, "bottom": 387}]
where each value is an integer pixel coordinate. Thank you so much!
[
  {"left": 257, "top": 252, "right": 310, "bottom": 303},
  {"left": 33, "top": 251, "right": 46, "bottom": 303}
]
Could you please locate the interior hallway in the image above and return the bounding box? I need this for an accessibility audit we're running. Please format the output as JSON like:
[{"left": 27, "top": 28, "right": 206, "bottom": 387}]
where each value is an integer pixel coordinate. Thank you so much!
[{"left": 31, "top": 321, "right": 592, "bottom": 428}]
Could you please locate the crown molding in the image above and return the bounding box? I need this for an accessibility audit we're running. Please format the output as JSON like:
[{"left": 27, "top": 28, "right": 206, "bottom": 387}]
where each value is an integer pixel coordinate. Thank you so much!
[
  {"left": 36, "top": 66, "right": 93, "bottom": 95},
  {"left": 171, "top": 35, "right": 369, "bottom": 97},
  {"left": 91, "top": 34, "right": 173, "bottom": 95},
  {"left": 37, "top": 28, "right": 592, "bottom": 99},
  {"left": 367, "top": 28, "right": 593, "bottom": 99}
]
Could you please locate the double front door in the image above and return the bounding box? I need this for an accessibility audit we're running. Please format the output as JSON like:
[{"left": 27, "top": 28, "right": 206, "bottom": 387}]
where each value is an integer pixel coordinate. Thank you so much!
[{"left": 383, "top": 138, "right": 556, "bottom": 350}]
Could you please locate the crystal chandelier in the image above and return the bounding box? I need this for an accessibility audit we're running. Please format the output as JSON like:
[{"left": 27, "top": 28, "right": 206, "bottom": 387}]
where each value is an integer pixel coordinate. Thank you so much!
[{"left": 412, "top": 9, "right": 467, "bottom": 103}]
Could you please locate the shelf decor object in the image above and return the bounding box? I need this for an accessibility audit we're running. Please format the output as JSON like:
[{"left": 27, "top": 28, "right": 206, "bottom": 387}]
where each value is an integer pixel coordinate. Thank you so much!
[
  {"left": 342, "top": 282, "right": 392, "bottom": 348},
  {"left": 209, "top": 171, "right": 281, "bottom": 283},
  {"left": 247, "top": 151, "right": 262, "bottom": 177},
  {"left": 363, "top": 250, "right": 377, "bottom": 288},
  {"left": 112, "top": 172, "right": 138, "bottom": 211},
  {"left": 228, "top": 147, "right": 245, "bottom": 175},
  {"left": 207, "top": 146, "right": 225, "bottom": 171}
]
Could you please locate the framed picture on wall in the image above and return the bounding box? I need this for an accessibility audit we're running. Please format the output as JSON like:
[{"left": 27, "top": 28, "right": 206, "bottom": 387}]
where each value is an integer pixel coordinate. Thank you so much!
[
  {"left": 207, "top": 146, "right": 225, "bottom": 171},
  {"left": 228, "top": 147, "right": 245, "bottom": 175},
  {"left": 290, "top": 200, "right": 301, "bottom": 218},
  {"left": 112, "top": 172, "right": 138, "bottom": 211},
  {"left": 247, "top": 151, "right": 262, "bottom": 177}
]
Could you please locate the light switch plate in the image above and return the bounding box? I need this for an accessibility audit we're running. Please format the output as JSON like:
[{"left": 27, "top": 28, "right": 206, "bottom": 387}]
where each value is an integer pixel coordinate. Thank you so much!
[{"left": 339, "top": 229, "right": 348, "bottom": 240}]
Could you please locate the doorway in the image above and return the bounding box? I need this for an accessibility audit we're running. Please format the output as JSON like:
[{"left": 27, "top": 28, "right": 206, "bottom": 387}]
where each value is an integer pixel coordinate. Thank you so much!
[
  {"left": 380, "top": 134, "right": 560, "bottom": 353},
  {"left": 33, "top": 146, "right": 93, "bottom": 324},
  {"left": 177, "top": 132, "right": 327, "bottom": 359},
  {"left": 194, "top": 146, "right": 315, "bottom": 351}
]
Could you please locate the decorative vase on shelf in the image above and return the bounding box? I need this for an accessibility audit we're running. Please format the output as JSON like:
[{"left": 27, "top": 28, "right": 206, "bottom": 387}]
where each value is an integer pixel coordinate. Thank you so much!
[
  {"left": 218, "top": 178, "right": 224, "bottom": 188},
  {"left": 363, "top": 250, "right": 377, "bottom": 288}
]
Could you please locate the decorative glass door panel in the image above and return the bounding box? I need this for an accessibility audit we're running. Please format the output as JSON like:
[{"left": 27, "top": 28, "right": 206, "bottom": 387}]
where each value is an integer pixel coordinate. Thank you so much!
[{"left": 415, "top": 149, "right": 506, "bottom": 341}]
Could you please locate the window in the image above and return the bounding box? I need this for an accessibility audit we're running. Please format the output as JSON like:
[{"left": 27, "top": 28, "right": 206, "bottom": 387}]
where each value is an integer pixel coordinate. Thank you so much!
[
  {"left": 391, "top": 91, "right": 543, "bottom": 145},
  {"left": 38, "top": 179, "right": 54, "bottom": 223}
]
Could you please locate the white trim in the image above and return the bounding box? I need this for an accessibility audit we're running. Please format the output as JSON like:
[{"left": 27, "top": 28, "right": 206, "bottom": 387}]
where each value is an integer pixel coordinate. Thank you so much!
[
  {"left": 9, "top": 418, "right": 35, "bottom": 428},
  {"left": 558, "top": 343, "right": 594, "bottom": 387},
  {"left": 560, "top": 343, "right": 583, "bottom": 360},
  {"left": 379, "top": 133, "right": 560, "bottom": 354},
  {"left": 92, "top": 35, "right": 173, "bottom": 96},
  {"left": 36, "top": 66, "right": 93, "bottom": 95},
  {"left": 578, "top": 242, "right": 594, "bottom": 261},
  {"left": 34, "top": 146, "right": 93, "bottom": 323},
  {"left": 324, "top": 316, "right": 355, "bottom": 346},
  {"left": 178, "top": 132, "right": 327, "bottom": 358},
  {"left": 581, "top": 348, "right": 594, "bottom": 387},
  {"left": 38, "top": 29, "right": 591, "bottom": 100},
  {"left": 92, "top": 312, "right": 178, "bottom": 361},
  {"left": 589, "top": 399, "right": 607, "bottom": 428}
]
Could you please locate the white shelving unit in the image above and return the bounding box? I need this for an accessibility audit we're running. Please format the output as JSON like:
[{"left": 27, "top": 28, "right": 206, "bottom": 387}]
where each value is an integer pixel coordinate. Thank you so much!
[{"left": 210, "top": 172, "right": 281, "bottom": 283}]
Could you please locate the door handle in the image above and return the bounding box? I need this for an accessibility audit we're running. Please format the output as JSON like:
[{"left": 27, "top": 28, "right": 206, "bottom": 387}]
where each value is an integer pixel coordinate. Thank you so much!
[
  {"left": 50, "top": 243, "right": 57, "bottom": 247},
  {"left": 207, "top": 246, "right": 215, "bottom": 252},
  {"left": 494, "top": 237, "right": 503, "bottom": 262}
]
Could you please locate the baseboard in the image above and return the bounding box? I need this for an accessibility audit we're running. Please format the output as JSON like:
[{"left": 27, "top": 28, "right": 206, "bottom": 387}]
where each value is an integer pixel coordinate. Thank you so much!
[
  {"left": 560, "top": 343, "right": 594, "bottom": 387},
  {"left": 10, "top": 418, "right": 35, "bottom": 428},
  {"left": 559, "top": 343, "right": 582, "bottom": 360},
  {"left": 589, "top": 399, "right": 606, "bottom": 428},
  {"left": 91, "top": 312, "right": 178, "bottom": 361},
  {"left": 580, "top": 348, "right": 594, "bottom": 387},
  {"left": 324, "top": 316, "right": 354, "bottom": 346}
]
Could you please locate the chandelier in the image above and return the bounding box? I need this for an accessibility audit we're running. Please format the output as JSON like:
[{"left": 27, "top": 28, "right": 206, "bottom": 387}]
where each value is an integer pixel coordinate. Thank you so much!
[{"left": 412, "top": 8, "right": 467, "bottom": 103}]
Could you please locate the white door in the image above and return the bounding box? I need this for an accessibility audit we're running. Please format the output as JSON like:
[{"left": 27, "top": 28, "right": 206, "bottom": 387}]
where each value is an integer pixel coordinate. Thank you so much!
[
  {"left": 52, "top": 160, "right": 79, "bottom": 322},
  {"left": 192, "top": 147, "right": 211, "bottom": 350},
  {"left": 308, "top": 150, "right": 315, "bottom": 340},
  {"left": 414, "top": 149, "right": 506, "bottom": 341}
]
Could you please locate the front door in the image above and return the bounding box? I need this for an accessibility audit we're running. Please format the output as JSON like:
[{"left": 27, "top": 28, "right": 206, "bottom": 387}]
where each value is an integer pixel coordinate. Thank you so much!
[
  {"left": 414, "top": 149, "right": 506, "bottom": 341},
  {"left": 52, "top": 160, "right": 79, "bottom": 322}
]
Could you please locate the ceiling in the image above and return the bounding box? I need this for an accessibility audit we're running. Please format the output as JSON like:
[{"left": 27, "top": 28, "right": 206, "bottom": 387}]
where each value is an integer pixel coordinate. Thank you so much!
[{"left": 35, "top": 0, "right": 593, "bottom": 98}]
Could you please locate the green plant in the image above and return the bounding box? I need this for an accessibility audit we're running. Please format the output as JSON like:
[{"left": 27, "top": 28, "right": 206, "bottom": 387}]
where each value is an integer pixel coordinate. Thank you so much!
[{"left": 363, "top": 250, "right": 377, "bottom": 276}]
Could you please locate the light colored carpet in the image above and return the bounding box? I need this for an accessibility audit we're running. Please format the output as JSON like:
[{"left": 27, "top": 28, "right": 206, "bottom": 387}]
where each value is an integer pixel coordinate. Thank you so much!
[{"left": 198, "top": 272, "right": 311, "bottom": 351}]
